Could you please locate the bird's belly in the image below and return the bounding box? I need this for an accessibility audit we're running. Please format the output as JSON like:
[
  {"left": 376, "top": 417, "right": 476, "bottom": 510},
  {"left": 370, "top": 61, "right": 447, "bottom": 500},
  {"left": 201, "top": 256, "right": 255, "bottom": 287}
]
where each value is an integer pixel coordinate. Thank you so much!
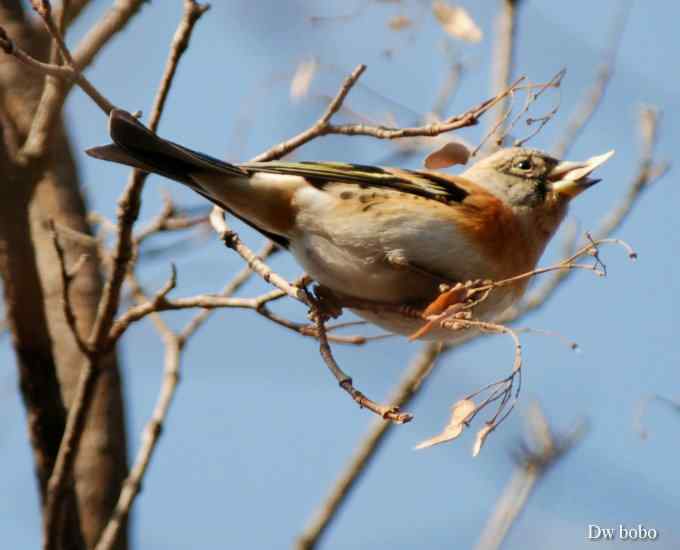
[
  {"left": 290, "top": 235, "right": 438, "bottom": 303},
  {"left": 289, "top": 232, "right": 523, "bottom": 342},
  {"left": 287, "top": 195, "right": 528, "bottom": 340},
  {"left": 289, "top": 184, "right": 496, "bottom": 304}
]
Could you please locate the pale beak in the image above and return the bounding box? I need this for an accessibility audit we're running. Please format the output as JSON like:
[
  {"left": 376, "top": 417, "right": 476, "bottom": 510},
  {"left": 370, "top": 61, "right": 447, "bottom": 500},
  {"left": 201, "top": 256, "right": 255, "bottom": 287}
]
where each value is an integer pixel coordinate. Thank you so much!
[{"left": 549, "top": 150, "right": 615, "bottom": 199}]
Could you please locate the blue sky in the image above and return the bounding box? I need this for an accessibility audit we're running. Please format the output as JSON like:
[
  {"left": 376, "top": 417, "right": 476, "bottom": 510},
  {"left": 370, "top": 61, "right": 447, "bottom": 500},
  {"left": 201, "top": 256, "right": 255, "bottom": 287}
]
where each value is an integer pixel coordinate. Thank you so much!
[{"left": 2, "top": 1, "right": 679, "bottom": 548}]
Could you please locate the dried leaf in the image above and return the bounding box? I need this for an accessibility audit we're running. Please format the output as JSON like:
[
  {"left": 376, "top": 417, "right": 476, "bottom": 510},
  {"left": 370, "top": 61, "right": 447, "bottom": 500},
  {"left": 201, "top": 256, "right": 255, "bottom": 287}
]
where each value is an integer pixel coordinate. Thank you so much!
[
  {"left": 290, "top": 58, "right": 318, "bottom": 101},
  {"left": 415, "top": 399, "right": 475, "bottom": 450},
  {"left": 388, "top": 15, "right": 412, "bottom": 31},
  {"left": 472, "top": 423, "right": 494, "bottom": 457},
  {"left": 432, "top": 2, "right": 482, "bottom": 43},
  {"left": 423, "top": 141, "right": 471, "bottom": 169}
]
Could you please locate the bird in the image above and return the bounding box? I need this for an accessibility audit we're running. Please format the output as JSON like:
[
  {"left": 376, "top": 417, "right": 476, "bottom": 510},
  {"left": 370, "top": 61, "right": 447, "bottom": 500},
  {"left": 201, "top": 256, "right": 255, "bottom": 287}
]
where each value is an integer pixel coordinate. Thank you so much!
[{"left": 87, "top": 109, "right": 613, "bottom": 341}]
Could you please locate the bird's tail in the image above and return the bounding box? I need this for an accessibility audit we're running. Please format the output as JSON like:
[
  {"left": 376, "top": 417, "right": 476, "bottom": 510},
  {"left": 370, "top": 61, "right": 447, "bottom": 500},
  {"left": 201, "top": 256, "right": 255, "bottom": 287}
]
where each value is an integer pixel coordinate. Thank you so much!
[{"left": 86, "top": 109, "right": 247, "bottom": 186}]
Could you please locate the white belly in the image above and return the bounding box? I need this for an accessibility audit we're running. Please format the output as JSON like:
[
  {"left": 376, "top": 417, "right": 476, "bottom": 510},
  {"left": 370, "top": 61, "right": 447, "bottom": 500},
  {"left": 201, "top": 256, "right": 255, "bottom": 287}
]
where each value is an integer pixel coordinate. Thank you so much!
[{"left": 288, "top": 184, "right": 522, "bottom": 340}]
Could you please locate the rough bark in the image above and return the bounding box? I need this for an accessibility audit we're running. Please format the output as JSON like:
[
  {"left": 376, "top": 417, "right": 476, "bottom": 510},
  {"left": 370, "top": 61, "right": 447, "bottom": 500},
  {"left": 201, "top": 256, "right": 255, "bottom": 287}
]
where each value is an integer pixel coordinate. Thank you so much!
[{"left": 0, "top": 3, "right": 128, "bottom": 549}]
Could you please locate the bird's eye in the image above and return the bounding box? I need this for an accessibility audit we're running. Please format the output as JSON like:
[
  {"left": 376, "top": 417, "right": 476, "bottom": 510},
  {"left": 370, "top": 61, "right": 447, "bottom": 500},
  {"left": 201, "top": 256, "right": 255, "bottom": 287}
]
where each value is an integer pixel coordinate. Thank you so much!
[{"left": 514, "top": 158, "right": 533, "bottom": 171}]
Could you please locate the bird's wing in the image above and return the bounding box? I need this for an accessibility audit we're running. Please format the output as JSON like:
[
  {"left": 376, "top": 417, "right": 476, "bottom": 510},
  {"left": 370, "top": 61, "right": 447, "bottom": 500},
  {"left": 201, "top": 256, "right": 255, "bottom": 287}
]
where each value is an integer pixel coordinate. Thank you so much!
[{"left": 240, "top": 161, "right": 471, "bottom": 204}]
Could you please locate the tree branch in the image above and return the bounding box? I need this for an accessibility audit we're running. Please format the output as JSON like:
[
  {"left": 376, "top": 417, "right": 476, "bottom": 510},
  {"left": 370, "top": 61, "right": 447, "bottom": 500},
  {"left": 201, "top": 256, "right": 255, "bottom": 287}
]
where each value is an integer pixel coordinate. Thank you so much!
[
  {"left": 41, "top": 3, "right": 209, "bottom": 546},
  {"left": 93, "top": 275, "right": 181, "bottom": 550},
  {"left": 23, "top": 0, "right": 149, "bottom": 156},
  {"left": 552, "top": 1, "right": 630, "bottom": 158},
  {"left": 486, "top": 0, "right": 523, "bottom": 147},
  {"left": 475, "top": 404, "right": 587, "bottom": 550},
  {"left": 296, "top": 342, "right": 445, "bottom": 550}
]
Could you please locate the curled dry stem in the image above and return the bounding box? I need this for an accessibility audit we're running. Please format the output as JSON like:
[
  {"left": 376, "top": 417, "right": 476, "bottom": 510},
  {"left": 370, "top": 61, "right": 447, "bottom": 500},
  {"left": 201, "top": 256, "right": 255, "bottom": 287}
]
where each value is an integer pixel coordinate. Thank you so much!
[
  {"left": 310, "top": 305, "right": 413, "bottom": 424},
  {"left": 410, "top": 236, "right": 635, "bottom": 453}
]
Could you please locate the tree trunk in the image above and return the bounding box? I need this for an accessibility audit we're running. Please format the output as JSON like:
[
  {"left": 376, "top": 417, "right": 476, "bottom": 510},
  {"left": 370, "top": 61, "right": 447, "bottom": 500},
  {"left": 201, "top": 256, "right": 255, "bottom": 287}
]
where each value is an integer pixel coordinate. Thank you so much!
[{"left": 0, "top": 3, "right": 128, "bottom": 549}]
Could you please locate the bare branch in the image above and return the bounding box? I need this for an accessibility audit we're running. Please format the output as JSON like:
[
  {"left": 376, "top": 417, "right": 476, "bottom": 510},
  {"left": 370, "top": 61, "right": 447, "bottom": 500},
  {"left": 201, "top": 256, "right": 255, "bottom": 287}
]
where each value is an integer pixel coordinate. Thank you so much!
[
  {"left": 633, "top": 394, "right": 680, "bottom": 440},
  {"left": 475, "top": 404, "right": 587, "bottom": 550},
  {"left": 595, "top": 107, "right": 667, "bottom": 237},
  {"left": 252, "top": 64, "right": 367, "bottom": 162},
  {"left": 94, "top": 333, "right": 180, "bottom": 550},
  {"left": 311, "top": 308, "right": 413, "bottom": 424},
  {"left": 71, "top": 0, "right": 147, "bottom": 70},
  {"left": 42, "top": 4, "right": 209, "bottom": 545},
  {"left": 147, "top": 0, "right": 211, "bottom": 129},
  {"left": 94, "top": 274, "right": 180, "bottom": 550},
  {"left": 326, "top": 77, "right": 525, "bottom": 141},
  {"left": 511, "top": 70, "right": 564, "bottom": 147},
  {"left": 486, "top": 0, "right": 523, "bottom": 148},
  {"left": 92, "top": 0, "right": 209, "bottom": 351},
  {"left": 0, "top": 28, "right": 70, "bottom": 78},
  {"left": 178, "top": 240, "right": 278, "bottom": 343},
  {"left": 22, "top": 0, "right": 150, "bottom": 156},
  {"left": 296, "top": 342, "right": 445, "bottom": 550},
  {"left": 133, "top": 192, "right": 209, "bottom": 245},
  {"left": 107, "top": 284, "right": 283, "bottom": 345},
  {"left": 254, "top": 305, "right": 376, "bottom": 345},
  {"left": 15, "top": 2, "right": 117, "bottom": 157},
  {"left": 253, "top": 65, "right": 526, "bottom": 162},
  {"left": 31, "top": 1, "right": 75, "bottom": 65},
  {"left": 552, "top": 1, "right": 631, "bottom": 158},
  {"left": 508, "top": 106, "right": 667, "bottom": 318},
  {"left": 209, "top": 208, "right": 310, "bottom": 304},
  {"left": 48, "top": 220, "right": 91, "bottom": 355}
]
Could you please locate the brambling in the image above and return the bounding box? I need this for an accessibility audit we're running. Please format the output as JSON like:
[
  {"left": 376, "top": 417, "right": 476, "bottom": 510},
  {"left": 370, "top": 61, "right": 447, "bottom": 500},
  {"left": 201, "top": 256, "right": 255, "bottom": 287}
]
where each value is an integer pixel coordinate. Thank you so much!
[{"left": 88, "top": 109, "right": 613, "bottom": 341}]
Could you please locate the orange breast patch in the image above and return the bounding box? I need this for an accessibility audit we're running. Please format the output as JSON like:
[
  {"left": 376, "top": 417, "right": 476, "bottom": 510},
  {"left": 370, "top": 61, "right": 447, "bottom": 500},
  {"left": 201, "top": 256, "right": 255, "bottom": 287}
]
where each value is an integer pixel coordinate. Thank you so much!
[{"left": 447, "top": 177, "right": 534, "bottom": 281}]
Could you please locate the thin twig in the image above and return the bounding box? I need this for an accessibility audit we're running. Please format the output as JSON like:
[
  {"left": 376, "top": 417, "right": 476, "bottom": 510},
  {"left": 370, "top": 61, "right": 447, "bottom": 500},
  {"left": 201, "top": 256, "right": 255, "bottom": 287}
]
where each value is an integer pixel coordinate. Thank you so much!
[
  {"left": 507, "top": 106, "right": 667, "bottom": 319},
  {"left": 475, "top": 404, "right": 588, "bottom": 550},
  {"left": 209, "top": 209, "right": 310, "bottom": 304},
  {"left": 633, "top": 393, "right": 680, "bottom": 440},
  {"left": 48, "top": 220, "right": 91, "bottom": 355},
  {"left": 94, "top": 275, "right": 181, "bottom": 550},
  {"left": 511, "top": 70, "right": 565, "bottom": 147},
  {"left": 178, "top": 240, "right": 277, "bottom": 344},
  {"left": 486, "top": 0, "right": 523, "bottom": 148},
  {"left": 296, "top": 342, "right": 445, "bottom": 550},
  {"left": 312, "top": 311, "right": 413, "bottom": 424},
  {"left": 108, "top": 284, "right": 284, "bottom": 345},
  {"left": 94, "top": 0, "right": 210, "bottom": 353},
  {"left": 552, "top": 1, "right": 631, "bottom": 158},
  {"left": 22, "top": 0, "right": 149, "bottom": 156},
  {"left": 253, "top": 68, "right": 525, "bottom": 162},
  {"left": 134, "top": 196, "right": 208, "bottom": 244},
  {"left": 432, "top": 60, "right": 464, "bottom": 118},
  {"left": 255, "top": 305, "right": 372, "bottom": 345},
  {"left": 18, "top": 2, "right": 118, "bottom": 158},
  {"left": 326, "top": 78, "right": 525, "bottom": 141},
  {"left": 252, "top": 64, "right": 367, "bottom": 162},
  {"left": 147, "top": 0, "right": 211, "bottom": 128}
]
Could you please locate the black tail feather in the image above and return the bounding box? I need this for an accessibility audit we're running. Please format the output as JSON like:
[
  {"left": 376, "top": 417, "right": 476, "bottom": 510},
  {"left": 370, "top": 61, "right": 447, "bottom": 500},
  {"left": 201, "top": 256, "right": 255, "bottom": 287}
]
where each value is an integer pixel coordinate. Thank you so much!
[
  {"left": 86, "top": 109, "right": 247, "bottom": 185},
  {"left": 87, "top": 110, "right": 291, "bottom": 249}
]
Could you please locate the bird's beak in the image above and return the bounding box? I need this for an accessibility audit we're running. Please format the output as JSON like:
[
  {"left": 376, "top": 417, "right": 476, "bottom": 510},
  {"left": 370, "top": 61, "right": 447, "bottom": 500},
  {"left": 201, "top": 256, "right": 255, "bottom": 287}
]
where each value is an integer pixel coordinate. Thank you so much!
[{"left": 548, "top": 150, "right": 615, "bottom": 199}]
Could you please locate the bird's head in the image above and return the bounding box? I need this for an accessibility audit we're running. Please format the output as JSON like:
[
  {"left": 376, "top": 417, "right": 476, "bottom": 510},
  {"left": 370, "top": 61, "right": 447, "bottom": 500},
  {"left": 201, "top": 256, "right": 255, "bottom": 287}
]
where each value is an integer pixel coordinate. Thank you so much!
[{"left": 463, "top": 147, "right": 614, "bottom": 210}]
